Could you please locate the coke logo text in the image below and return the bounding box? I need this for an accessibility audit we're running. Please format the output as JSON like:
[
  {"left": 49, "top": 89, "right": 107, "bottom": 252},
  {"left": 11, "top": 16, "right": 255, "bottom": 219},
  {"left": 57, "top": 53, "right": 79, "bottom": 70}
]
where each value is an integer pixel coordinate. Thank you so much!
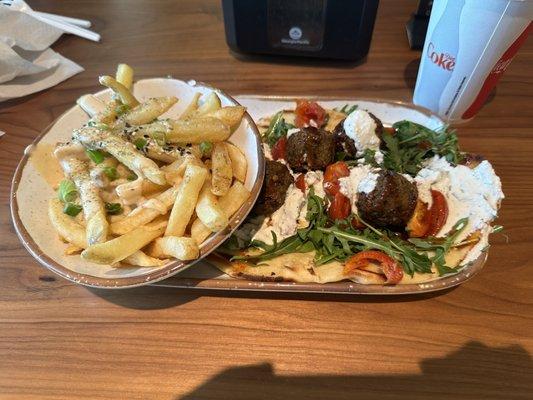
[{"left": 427, "top": 42, "right": 456, "bottom": 71}]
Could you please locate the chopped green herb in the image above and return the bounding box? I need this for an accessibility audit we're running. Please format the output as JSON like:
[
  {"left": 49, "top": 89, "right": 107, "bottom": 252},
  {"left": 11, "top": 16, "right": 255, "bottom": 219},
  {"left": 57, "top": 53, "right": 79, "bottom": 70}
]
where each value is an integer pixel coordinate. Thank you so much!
[
  {"left": 58, "top": 180, "right": 77, "bottom": 203},
  {"left": 199, "top": 141, "right": 213, "bottom": 157},
  {"left": 105, "top": 202, "right": 123, "bottom": 215},
  {"left": 115, "top": 103, "right": 131, "bottom": 116},
  {"left": 87, "top": 121, "right": 110, "bottom": 130},
  {"left": 103, "top": 166, "right": 118, "bottom": 181},
  {"left": 86, "top": 149, "right": 105, "bottom": 164},
  {"left": 63, "top": 202, "right": 82, "bottom": 217},
  {"left": 134, "top": 138, "right": 147, "bottom": 150},
  {"left": 262, "top": 111, "right": 295, "bottom": 147},
  {"left": 150, "top": 131, "right": 166, "bottom": 146},
  {"left": 127, "top": 172, "right": 137, "bottom": 181},
  {"left": 335, "top": 104, "right": 358, "bottom": 115}
]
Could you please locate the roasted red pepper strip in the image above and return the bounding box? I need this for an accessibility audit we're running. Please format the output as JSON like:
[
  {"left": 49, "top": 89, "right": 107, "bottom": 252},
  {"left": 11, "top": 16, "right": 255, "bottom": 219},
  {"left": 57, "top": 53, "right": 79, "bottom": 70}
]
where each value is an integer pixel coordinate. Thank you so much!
[{"left": 345, "top": 250, "right": 404, "bottom": 284}]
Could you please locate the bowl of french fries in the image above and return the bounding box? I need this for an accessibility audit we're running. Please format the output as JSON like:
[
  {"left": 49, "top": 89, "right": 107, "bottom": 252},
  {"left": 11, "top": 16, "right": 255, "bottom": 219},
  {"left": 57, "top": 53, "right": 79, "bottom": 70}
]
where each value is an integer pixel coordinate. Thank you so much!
[{"left": 11, "top": 64, "right": 265, "bottom": 288}]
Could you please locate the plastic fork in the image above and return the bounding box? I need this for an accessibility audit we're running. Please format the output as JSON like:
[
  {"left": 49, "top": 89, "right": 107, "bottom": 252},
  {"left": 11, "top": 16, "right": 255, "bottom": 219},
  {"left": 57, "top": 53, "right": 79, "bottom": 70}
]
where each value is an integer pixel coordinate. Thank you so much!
[{"left": 1, "top": 0, "right": 100, "bottom": 42}]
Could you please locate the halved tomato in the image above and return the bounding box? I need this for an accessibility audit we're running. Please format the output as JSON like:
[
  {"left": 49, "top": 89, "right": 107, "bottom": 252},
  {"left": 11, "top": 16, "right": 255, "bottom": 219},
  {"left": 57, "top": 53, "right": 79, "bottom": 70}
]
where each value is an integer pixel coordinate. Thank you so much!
[
  {"left": 295, "top": 173, "right": 306, "bottom": 192},
  {"left": 295, "top": 99, "right": 326, "bottom": 128},
  {"left": 328, "top": 192, "right": 351, "bottom": 220},
  {"left": 271, "top": 136, "right": 287, "bottom": 161},
  {"left": 344, "top": 250, "right": 403, "bottom": 284},
  {"left": 426, "top": 190, "right": 449, "bottom": 237},
  {"left": 323, "top": 161, "right": 350, "bottom": 197},
  {"left": 406, "top": 190, "right": 448, "bottom": 238}
]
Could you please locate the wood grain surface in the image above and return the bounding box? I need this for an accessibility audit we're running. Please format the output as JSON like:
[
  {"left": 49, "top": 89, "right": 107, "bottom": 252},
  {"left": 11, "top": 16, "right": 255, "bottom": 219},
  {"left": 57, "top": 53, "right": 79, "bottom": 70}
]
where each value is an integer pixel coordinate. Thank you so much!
[{"left": 1, "top": 1, "right": 532, "bottom": 398}]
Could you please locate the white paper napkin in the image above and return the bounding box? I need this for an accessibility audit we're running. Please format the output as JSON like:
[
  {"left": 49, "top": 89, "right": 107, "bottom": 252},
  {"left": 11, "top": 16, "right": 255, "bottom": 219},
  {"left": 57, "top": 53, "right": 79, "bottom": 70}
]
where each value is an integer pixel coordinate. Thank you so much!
[{"left": 0, "top": 6, "right": 84, "bottom": 102}]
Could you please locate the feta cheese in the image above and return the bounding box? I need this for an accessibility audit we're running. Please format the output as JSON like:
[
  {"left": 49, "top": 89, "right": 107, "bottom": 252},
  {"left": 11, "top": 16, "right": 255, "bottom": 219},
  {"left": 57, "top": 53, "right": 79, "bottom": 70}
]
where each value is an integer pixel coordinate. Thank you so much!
[
  {"left": 343, "top": 110, "right": 380, "bottom": 156},
  {"left": 414, "top": 156, "right": 504, "bottom": 240},
  {"left": 339, "top": 165, "right": 379, "bottom": 214},
  {"left": 304, "top": 170, "right": 325, "bottom": 198},
  {"left": 286, "top": 128, "right": 300, "bottom": 138},
  {"left": 252, "top": 184, "right": 308, "bottom": 245}
]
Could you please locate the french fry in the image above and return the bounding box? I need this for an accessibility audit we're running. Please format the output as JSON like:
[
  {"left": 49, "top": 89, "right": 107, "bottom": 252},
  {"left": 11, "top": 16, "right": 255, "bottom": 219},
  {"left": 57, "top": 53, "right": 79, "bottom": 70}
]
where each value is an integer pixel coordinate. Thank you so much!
[
  {"left": 211, "top": 142, "right": 232, "bottom": 196},
  {"left": 225, "top": 142, "right": 247, "bottom": 182},
  {"left": 165, "top": 164, "right": 208, "bottom": 236},
  {"left": 179, "top": 92, "right": 201, "bottom": 119},
  {"left": 99, "top": 75, "right": 139, "bottom": 108},
  {"left": 122, "top": 250, "right": 168, "bottom": 267},
  {"left": 123, "top": 96, "right": 178, "bottom": 125},
  {"left": 77, "top": 94, "right": 105, "bottom": 118},
  {"left": 81, "top": 223, "right": 166, "bottom": 265},
  {"left": 55, "top": 154, "right": 108, "bottom": 245},
  {"left": 191, "top": 181, "right": 250, "bottom": 244},
  {"left": 73, "top": 127, "right": 166, "bottom": 185},
  {"left": 206, "top": 106, "right": 246, "bottom": 129},
  {"left": 115, "top": 63, "right": 134, "bottom": 90},
  {"left": 48, "top": 199, "right": 87, "bottom": 249},
  {"left": 161, "top": 117, "right": 231, "bottom": 143},
  {"left": 147, "top": 236, "right": 199, "bottom": 261},
  {"left": 196, "top": 180, "right": 228, "bottom": 232},
  {"left": 196, "top": 92, "right": 221, "bottom": 116},
  {"left": 110, "top": 185, "right": 180, "bottom": 235},
  {"left": 162, "top": 154, "right": 204, "bottom": 185}
]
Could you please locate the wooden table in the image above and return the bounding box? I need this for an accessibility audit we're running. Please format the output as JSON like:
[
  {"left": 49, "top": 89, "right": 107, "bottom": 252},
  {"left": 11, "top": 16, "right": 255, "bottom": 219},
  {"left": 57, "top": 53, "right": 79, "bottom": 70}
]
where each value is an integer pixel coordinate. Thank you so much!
[{"left": 1, "top": 1, "right": 532, "bottom": 398}]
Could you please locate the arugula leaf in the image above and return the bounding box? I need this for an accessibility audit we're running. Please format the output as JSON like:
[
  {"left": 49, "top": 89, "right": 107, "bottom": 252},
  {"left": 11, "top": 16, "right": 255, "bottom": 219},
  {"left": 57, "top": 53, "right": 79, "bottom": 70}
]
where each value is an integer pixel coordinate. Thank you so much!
[
  {"left": 381, "top": 120, "right": 462, "bottom": 175},
  {"left": 262, "top": 111, "right": 294, "bottom": 146},
  {"left": 335, "top": 104, "right": 358, "bottom": 115}
]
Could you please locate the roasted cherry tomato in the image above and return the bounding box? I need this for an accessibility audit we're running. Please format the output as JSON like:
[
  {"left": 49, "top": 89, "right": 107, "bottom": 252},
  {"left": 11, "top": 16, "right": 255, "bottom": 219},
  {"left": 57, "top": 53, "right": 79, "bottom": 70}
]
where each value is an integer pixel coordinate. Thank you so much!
[
  {"left": 295, "top": 99, "right": 326, "bottom": 128},
  {"left": 328, "top": 192, "right": 351, "bottom": 220},
  {"left": 344, "top": 250, "right": 403, "bottom": 284},
  {"left": 426, "top": 190, "right": 449, "bottom": 237},
  {"left": 407, "top": 200, "right": 431, "bottom": 238},
  {"left": 295, "top": 173, "right": 306, "bottom": 192},
  {"left": 323, "top": 161, "right": 350, "bottom": 197},
  {"left": 271, "top": 136, "right": 287, "bottom": 161}
]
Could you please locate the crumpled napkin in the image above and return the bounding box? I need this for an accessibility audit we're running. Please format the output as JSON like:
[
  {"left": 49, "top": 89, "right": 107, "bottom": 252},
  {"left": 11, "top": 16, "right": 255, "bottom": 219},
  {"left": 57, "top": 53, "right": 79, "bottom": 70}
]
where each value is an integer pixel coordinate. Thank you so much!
[{"left": 0, "top": 6, "right": 84, "bottom": 102}]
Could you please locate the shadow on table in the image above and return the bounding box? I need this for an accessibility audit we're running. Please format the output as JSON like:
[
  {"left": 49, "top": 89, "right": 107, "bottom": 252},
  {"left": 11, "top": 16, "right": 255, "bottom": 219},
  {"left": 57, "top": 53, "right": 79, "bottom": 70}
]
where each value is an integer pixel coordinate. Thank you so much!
[
  {"left": 178, "top": 341, "right": 532, "bottom": 400},
  {"left": 89, "top": 284, "right": 457, "bottom": 310}
]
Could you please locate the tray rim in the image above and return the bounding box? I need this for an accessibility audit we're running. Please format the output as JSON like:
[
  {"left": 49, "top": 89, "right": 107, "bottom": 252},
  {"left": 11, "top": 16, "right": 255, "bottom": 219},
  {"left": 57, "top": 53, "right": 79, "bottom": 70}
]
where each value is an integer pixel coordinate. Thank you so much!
[
  {"left": 149, "top": 95, "right": 491, "bottom": 295},
  {"left": 10, "top": 79, "right": 265, "bottom": 289}
]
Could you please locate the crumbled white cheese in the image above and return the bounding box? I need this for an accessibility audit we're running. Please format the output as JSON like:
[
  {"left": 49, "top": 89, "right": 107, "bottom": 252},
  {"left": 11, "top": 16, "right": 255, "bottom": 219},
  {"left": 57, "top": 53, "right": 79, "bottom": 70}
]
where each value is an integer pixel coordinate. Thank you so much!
[
  {"left": 304, "top": 170, "right": 325, "bottom": 198},
  {"left": 287, "top": 128, "right": 300, "bottom": 138},
  {"left": 339, "top": 165, "right": 379, "bottom": 214},
  {"left": 343, "top": 109, "right": 380, "bottom": 156},
  {"left": 263, "top": 143, "right": 273, "bottom": 160},
  {"left": 414, "top": 156, "right": 504, "bottom": 240},
  {"left": 252, "top": 184, "right": 308, "bottom": 245},
  {"left": 250, "top": 171, "right": 325, "bottom": 245},
  {"left": 374, "top": 149, "right": 384, "bottom": 164}
]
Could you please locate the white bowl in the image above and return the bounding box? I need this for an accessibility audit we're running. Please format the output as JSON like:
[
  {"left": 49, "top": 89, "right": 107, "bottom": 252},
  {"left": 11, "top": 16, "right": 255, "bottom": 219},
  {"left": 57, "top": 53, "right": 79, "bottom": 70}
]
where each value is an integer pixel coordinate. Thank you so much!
[{"left": 11, "top": 78, "right": 265, "bottom": 288}]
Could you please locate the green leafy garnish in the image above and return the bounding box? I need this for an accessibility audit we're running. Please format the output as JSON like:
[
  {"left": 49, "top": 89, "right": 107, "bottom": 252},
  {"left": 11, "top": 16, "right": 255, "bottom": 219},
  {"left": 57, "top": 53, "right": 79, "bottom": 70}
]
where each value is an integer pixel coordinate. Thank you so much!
[
  {"left": 103, "top": 166, "right": 118, "bottom": 181},
  {"left": 87, "top": 121, "right": 110, "bottom": 130},
  {"left": 58, "top": 180, "right": 77, "bottom": 203},
  {"left": 86, "top": 149, "right": 105, "bottom": 164},
  {"left": 105, "top": 202, "right": 123, "bottom": 215},
  {"left": 230, "top": 191, "right": 467, "bottom": 277},
  {"left": 134, "top": 138, "right": 147, "bottom": 150},
  {"left": 150, "top": 131, "right": 166, "bottom": 146},
  {"left": 335, "top": 104, "right": 358, "bottom": 115},
  {"left": 199, "top": 141, "right": 213, "bottom": 157},
  {"left": 127, "top": 172, "right": 137, "bottom": 181},
  {"left": 63, "top": 203, "right": 82, "bottom": 217},
  {"left": 115, "top": 103, "right": 131, "bottom": 116},
  {"left": 381, "top": 121, "right": 462, "bottom": 175},
  {"left": 262, "top": 111, "right": 295, "bottom": 146}
]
